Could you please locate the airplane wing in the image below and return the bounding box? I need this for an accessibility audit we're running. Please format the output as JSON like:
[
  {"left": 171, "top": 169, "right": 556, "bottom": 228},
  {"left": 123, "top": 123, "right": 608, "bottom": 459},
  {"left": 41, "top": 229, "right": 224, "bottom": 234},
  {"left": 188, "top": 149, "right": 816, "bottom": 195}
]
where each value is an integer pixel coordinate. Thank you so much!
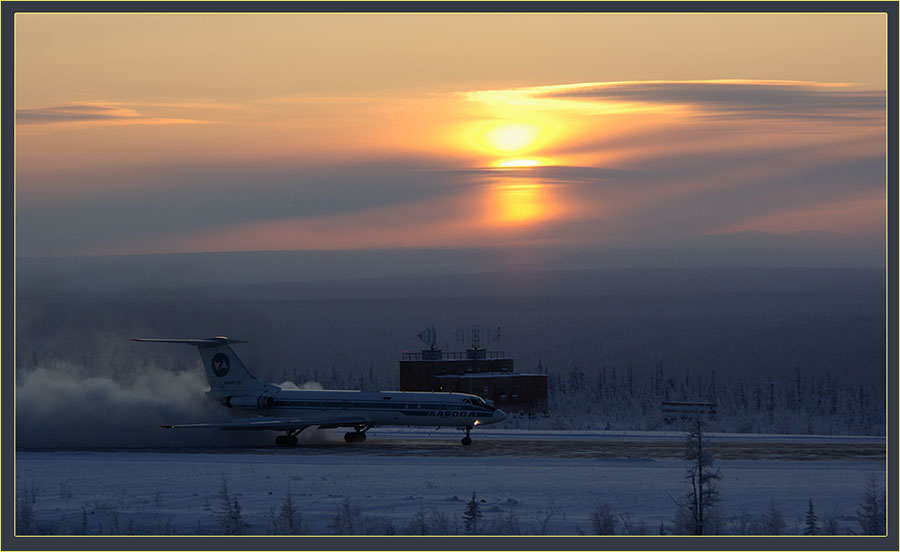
[{"left": 161, "top": 415, "right": 373, "bottom": 432}]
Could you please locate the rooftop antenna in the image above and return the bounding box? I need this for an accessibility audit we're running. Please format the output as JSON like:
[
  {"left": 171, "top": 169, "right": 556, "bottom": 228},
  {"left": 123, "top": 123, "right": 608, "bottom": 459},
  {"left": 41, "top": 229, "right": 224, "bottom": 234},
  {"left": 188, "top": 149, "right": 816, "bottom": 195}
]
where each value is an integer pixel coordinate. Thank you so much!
[
  {"left": 454, "top": 324, "right": 501, "bottom": 350},
  {"left": 417, "top": 325, "right": 438, "bottom": 350}
]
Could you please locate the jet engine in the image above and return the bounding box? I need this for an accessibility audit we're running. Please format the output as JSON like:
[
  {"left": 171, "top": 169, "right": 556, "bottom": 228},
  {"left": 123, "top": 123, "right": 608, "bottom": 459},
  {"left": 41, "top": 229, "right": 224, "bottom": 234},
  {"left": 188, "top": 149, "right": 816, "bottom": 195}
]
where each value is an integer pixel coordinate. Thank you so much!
[{"left": 222, "top": 395, "right": 274, "bottom": 409}]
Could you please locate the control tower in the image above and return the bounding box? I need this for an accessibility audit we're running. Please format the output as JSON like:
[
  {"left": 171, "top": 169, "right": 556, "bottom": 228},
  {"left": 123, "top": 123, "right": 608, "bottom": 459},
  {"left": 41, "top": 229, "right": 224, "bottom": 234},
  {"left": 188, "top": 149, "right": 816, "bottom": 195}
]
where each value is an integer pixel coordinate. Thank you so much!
[{"left": 399, "top": 325, "right": 547, "bottom": 414}]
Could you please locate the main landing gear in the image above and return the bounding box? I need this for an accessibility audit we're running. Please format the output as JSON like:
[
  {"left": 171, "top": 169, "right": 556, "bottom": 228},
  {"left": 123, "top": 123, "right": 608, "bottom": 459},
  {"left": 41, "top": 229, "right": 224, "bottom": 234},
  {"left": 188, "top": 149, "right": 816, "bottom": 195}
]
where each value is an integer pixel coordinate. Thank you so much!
[
  {"left": 344, "top": 424, "right": 371, "bottom": 443},
  {"left": 461, "top": 426, "right": 472, "bottom": 446},
  {"left": 275, "top": 433, "right": 298, "bottom": 447}
]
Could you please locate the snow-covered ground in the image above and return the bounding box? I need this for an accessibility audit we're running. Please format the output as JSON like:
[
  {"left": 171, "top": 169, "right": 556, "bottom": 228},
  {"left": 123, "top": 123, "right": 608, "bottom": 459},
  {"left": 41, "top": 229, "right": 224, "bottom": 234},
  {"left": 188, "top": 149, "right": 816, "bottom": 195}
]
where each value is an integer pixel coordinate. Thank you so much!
[{"left": 15, "top": 429, "right": 885, "bottom": 536}]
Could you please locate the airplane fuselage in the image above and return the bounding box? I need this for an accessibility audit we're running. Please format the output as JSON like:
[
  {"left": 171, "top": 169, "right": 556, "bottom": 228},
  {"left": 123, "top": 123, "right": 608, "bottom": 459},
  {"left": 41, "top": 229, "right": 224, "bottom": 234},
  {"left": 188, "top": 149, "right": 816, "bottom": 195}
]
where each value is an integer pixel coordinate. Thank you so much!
[{"left": 223, "top": 389, "right": 504, "bottom": 428}]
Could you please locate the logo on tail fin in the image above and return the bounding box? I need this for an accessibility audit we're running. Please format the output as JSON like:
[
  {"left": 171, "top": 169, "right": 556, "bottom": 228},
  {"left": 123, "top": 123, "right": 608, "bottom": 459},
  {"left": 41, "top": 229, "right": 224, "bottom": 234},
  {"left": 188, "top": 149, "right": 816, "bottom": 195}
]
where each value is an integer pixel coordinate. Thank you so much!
[{"left": 211, "top": 353, "right": 230, "bottom": 377}]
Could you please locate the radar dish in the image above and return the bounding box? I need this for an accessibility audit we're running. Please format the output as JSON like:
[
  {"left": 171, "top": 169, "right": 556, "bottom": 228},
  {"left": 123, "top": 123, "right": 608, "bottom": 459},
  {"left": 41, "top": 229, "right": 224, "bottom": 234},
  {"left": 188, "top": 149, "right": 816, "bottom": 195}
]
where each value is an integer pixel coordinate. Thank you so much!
[
  {"left": 454, "top": 324, "right": 501, "bottom": 350},
  {"left": 417, "top": 325, "right": 438, "bottom": 349}
]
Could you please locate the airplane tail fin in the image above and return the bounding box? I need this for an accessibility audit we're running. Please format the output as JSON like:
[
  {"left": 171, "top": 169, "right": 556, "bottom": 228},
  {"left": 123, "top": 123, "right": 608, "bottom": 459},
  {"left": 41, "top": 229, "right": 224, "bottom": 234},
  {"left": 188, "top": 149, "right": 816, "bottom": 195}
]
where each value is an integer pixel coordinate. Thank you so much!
[{"left": 133, "top": 337, "right": 273, "bottom": 398}]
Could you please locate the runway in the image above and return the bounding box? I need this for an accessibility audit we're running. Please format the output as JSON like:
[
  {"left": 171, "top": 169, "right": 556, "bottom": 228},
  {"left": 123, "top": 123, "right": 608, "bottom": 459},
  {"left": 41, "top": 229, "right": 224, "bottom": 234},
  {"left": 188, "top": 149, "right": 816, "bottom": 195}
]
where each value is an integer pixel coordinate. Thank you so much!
[
  {"left": 36, "top": 429, "right": 884, "bottom": 461},
  {"left": 275, "top": 438, "right": 885, "bottom": 460}
]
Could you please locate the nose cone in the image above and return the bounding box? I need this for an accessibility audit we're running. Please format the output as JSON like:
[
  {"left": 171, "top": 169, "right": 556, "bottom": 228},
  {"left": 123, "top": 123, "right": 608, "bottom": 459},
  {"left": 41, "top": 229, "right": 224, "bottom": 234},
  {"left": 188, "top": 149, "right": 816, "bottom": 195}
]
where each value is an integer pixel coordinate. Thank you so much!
[{"left": 495, "top": 408, "right": 508, "bottom": 422}]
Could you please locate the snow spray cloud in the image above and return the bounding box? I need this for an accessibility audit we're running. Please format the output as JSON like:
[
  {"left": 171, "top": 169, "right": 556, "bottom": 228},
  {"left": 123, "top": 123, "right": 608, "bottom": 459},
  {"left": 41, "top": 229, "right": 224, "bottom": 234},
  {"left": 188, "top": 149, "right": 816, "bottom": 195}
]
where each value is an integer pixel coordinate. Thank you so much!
[
  {"left": 277, "top": 380, "right": 324, "bottom": 390},
  {"left": 273, "top": 381, "right": 344, "bottom": 443},
  {"left": 15, "top": 362, "right": 272, "bottom": 449}
]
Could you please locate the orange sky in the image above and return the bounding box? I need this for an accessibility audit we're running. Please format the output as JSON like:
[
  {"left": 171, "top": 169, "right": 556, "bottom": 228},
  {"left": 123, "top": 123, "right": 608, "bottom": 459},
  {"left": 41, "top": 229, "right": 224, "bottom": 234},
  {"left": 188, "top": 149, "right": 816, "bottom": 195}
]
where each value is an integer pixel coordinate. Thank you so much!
[{"left": 14, "top": 13, "right": 887, "bottom": 260}]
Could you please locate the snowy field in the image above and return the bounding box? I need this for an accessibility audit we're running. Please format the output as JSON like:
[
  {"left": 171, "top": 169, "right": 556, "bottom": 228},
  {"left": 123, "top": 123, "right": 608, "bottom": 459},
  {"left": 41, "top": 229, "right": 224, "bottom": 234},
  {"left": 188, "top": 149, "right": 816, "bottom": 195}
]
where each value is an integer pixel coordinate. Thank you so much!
[{"left": 15, "top": 429, "right": 885, "bottom": 536}]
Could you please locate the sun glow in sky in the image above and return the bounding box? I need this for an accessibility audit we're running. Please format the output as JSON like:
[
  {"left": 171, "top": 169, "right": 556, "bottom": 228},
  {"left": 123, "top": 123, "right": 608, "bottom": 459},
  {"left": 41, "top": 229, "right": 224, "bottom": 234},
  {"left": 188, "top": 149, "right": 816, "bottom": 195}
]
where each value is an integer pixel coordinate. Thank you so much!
[
  {"left": 482, "top": 123, "right": 544, "bottom": 153},
  {"left": 14, "top": 12, "right": 887, "bottom": 263}
]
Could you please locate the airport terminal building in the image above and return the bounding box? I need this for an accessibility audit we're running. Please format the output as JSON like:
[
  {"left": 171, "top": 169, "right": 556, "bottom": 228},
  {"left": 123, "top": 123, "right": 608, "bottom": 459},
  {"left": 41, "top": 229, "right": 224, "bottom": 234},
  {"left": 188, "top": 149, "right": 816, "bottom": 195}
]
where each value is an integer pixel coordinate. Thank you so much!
[{"left": 399, "top": 347, "right": 547, "bottom": 414}]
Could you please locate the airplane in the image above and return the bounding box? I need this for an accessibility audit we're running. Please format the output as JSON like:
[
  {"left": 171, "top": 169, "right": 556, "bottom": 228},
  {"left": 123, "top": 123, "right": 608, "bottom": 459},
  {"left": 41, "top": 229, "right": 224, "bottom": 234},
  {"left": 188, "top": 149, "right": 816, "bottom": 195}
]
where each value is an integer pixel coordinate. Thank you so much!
[{"left": 133, "top": 336, "right": 507, "bottom": 446}]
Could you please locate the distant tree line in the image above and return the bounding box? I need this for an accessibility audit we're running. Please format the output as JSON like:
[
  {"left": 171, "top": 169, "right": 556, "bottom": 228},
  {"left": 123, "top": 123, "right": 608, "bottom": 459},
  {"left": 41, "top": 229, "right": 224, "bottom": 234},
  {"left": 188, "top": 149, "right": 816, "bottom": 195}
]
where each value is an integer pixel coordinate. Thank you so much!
[{"left": 497, "top": 362, "right": 884, "bottom": 436}]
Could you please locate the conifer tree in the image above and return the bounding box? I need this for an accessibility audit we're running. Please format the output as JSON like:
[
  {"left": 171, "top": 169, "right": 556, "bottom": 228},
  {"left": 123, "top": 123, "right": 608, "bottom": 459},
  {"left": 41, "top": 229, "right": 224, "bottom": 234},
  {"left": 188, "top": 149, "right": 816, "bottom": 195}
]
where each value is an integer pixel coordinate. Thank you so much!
[
  {"left": 463, "top": 492, "right": 483, "bottom": 535},
  {"left": 276, "top": 487, "right": 299, "bottom": 534},
  {"left": 682, "top": 412, "right": 720, "bottom": 534},
  {"left": 857, "top": 479, "right": 885, "bottom": 535},
  {"left": 803, "top": 498, "right": 819, "bottom": 535},
  {"left": 217, "top": 477, "right": 245, "bottom": 534},
  {"left": 758, "top": 499, "right": 786, "bottom": 535},
  {"left": 409, "top": 500, "right": 426, "bottom": 535}
]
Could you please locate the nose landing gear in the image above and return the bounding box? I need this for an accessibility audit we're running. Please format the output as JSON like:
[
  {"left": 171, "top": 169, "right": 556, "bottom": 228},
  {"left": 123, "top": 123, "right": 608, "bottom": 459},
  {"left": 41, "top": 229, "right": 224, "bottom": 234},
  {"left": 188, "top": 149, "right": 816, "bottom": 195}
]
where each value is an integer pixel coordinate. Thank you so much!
[{"left": 461, "top": 426, "right": 472, "bottom": 446}]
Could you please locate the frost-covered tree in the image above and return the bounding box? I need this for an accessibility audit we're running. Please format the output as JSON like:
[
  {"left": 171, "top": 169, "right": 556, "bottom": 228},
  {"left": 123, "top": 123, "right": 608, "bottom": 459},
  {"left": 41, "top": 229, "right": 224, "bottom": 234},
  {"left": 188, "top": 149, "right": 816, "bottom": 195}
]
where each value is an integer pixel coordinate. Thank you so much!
[
  {"left": 619, "top": 514, "right": 649, "bottom": 535},
  {"left": 677, "top": 413, "right": 720, "bottom": 534},
  {"left": 16, "top": 484, "right": 36, "bottom": 535},
  {"left": 672, "top": 503, "right": 694, "bottom": 535},
  {"left": 272, "top": 487, "right": 302, "bottom": 534},
  {"left": 407, "top": 499, "right": 426, "bottom": 535},
  {"left": 534, "top": 496, "right": 559, "bottom": 535},
  {"left": 729, "top": 507, "right": 753, "bottom": 535},
  {"left": 756, "top": 499, "right": 786, "bottom": 535},
  {"left": 487, "top": 508, "right": 520, "bottom": 535},
  {"left": 463, "top": 492, "right": 483, "bottom": 535},
  {"left": 822, "top": 513, "right": 841, "bottom": 535},
  {"left": 331, "top": 496, "right": 360, "bottom": 535},
  {"left": 589, "top": 502, "right": 617, "bottom": 535},
  {"left": 857, "top": 479, "right": 885, "bottom": 535},
  {"left": 216, "top": 477, "right": 245, "bottom": 535},
  {"left": 803, "top": 498, "right": 819, "bottom": 535},
  {"left": 109, "top": 510, "right": 119, "bottom": 535},
  {"left": 428, "top": 506, "right": 451, "bottom": 535}
]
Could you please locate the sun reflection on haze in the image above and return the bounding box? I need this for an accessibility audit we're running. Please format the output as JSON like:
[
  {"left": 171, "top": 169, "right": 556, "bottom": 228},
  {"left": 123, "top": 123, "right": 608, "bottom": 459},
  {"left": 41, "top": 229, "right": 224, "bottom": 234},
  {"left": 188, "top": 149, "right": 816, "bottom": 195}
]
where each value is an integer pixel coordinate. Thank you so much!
[{"left": 485, "top": 176, "right": 561, "bottom": 226}]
